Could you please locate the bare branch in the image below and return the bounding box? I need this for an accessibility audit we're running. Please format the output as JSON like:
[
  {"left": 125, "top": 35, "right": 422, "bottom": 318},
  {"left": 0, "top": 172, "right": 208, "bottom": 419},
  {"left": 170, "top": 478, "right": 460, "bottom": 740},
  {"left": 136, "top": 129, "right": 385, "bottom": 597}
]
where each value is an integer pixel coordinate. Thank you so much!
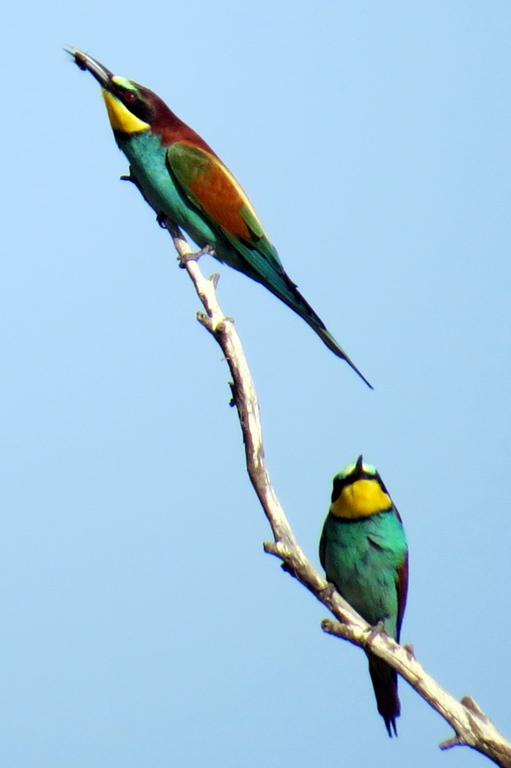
[{"left": 166, "top": 222, "right": 511, "bottom": 767}]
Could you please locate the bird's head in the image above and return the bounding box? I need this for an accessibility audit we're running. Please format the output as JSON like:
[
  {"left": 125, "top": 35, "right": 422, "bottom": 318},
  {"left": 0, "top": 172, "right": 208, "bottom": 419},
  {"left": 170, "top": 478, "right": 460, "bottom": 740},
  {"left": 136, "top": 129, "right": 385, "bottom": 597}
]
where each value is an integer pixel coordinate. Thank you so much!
[
  {"left": 330, "top": 455, "right": 393, "bottom": 520},
  {"left": 67, "top": 48, "right": 168, "bottom": 136}
]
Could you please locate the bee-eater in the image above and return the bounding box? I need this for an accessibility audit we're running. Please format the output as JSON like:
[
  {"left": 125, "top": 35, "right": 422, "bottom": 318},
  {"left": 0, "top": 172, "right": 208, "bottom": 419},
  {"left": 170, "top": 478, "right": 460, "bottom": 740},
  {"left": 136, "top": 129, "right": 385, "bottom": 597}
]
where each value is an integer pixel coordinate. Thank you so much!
[
  {"left": 67, "top": 48, "right": 371, "bottom": 388},
  {"left": 319, "top": 455, "right": 408, "bottom": 736}
]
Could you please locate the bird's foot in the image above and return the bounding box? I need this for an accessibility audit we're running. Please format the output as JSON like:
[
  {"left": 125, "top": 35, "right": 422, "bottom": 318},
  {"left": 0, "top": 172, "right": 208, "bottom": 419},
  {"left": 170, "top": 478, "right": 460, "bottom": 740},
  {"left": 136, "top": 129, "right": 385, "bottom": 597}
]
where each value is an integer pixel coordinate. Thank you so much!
[
  {"left": 365, "top": 620, "right": 386, "bottom": 646},
  {"left": 320, "top": 582, "right": 338, "bottom": 601},
  {"left": 178, "top": 244, "right": 215, "bottom": 269},
  {"left": 157, "top": 216, "right": 184, "bottom": 242},
  {"left": 403, "top": 643, "right": 415, "bottom": 659},
  {"left": 281, "top": 560, "right": 296, "bottom": 577},
  {"left": 157, "top": 212, "right": 171, "bottom": 229}
]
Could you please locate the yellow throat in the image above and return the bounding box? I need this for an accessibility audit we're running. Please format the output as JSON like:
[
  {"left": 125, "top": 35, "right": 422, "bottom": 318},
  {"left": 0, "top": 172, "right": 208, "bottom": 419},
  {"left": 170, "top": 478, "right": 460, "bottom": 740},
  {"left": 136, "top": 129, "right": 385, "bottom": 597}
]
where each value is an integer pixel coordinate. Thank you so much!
[
  {"left": 102, "top": 90, "right": 150, "bottom": 134},
  {"left": 330, "top": 479, "right": 392, "bottom": 520}
]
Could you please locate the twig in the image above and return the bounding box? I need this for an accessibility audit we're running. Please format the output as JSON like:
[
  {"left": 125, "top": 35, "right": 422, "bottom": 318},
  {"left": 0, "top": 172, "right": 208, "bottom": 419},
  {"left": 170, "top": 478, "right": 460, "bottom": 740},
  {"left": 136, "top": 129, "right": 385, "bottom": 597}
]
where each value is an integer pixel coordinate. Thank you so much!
[{"left": 165, "top": 221, "right": 511, "bottom": 767}]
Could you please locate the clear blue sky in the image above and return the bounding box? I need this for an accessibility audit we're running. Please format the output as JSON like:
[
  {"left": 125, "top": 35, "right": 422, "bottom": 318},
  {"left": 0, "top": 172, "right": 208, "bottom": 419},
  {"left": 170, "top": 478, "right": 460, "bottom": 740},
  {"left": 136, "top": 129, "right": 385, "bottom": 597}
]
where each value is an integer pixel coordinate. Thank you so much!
[{"left": 1, "top": 1, "right": 510, "bottom": 765}]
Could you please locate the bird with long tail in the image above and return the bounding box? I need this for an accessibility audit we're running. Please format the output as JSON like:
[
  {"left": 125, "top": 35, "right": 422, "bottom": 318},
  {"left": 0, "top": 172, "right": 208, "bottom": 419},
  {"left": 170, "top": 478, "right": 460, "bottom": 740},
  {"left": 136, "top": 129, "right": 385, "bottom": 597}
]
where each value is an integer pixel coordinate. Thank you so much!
[{"left": 67, "top": 48, "right": 372, "bottom": 388}]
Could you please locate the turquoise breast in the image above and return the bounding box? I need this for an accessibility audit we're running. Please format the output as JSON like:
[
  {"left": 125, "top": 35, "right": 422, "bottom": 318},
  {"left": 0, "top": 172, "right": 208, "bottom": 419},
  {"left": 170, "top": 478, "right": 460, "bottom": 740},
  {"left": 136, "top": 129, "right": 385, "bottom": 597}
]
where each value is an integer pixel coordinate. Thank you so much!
[{"left": 119, "top": 132, "right": 218, "bottom": 247}]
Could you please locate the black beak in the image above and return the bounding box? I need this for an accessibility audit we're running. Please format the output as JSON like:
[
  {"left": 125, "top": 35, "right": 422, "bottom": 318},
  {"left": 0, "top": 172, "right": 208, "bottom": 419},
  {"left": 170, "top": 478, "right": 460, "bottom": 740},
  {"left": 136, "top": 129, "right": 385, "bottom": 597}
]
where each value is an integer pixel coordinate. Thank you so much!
[
  {"left": 65, "top": 47, "right": 113, "bottom": 89},
  {"left": 354, "top": 454, "right": 364, "bottom": 477}
]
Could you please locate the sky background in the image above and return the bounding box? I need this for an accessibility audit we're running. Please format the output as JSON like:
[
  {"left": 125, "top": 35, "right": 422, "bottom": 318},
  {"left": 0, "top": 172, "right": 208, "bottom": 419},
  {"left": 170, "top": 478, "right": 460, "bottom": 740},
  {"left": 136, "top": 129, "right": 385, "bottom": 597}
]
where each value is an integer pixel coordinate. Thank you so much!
[{"left": 1, "top": 2, "right": 510, "bottom": 766}]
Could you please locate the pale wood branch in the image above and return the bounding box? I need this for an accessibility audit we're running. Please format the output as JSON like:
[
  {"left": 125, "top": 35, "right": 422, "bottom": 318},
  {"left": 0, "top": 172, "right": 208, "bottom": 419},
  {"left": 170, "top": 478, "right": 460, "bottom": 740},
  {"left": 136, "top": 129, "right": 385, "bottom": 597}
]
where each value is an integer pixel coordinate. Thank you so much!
[{"left": 165, "top": 221, "right": 511, "bottom": 767}]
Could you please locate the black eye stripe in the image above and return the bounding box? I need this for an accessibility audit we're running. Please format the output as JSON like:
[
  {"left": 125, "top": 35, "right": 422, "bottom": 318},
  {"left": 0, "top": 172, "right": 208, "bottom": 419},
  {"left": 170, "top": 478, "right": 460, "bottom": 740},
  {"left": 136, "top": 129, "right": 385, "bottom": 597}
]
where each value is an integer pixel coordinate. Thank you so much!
[
  {"left": 331, "top": 471, "right": 385, "bottom": 502},
  {"left": 112, "top": 87, "right": 153, "bottom": 124},
  {"left": 114, "top": 85, "right": 136, "bottom": 102}
]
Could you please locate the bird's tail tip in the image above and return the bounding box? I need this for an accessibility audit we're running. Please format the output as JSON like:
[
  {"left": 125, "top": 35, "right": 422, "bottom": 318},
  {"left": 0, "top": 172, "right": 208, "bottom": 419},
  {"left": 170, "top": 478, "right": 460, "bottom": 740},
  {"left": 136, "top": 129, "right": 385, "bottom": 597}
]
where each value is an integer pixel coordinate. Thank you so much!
[
  {"left": 318, "top": 326, "right": 373, "bottom": 389},
  {"left": 345, "top": 355, "right": 373, "bottom": 390},
  {"left": 384, "top": 716, "right": 398, "bottom": 738},
  {"left": 368, "top": 654, "right": 401, "bottom": 738}
]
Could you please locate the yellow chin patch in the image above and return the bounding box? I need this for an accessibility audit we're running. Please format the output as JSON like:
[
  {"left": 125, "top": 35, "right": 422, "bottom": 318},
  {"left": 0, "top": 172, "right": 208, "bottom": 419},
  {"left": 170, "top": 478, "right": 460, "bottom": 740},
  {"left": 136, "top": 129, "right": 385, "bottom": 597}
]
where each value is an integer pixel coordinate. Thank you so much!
[
  {"left": 330, "top": 479, "right": 392, "bottom": 520},
  {"left": 102, "top": 90, "right": 150, "bottom": 134}
]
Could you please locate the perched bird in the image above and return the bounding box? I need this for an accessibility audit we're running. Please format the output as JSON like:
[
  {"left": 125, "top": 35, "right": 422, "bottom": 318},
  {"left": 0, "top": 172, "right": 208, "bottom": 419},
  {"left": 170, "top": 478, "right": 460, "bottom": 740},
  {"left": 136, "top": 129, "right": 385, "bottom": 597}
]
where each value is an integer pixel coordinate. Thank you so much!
[
  {"left": 319, "top": 455, "right": 408, "bottom": 736},
  {"left": 67, "top": 48, "right": 371, "bottom": 388}
]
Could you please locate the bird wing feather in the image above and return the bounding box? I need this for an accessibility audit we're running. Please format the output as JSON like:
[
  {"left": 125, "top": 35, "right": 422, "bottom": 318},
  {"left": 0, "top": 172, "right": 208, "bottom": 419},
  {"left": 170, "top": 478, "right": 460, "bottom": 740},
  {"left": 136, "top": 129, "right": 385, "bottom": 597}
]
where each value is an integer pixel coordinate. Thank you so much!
[
  {"left": 396, "top": 554, "right": 408, "bottom": 642},
  {"left": 167, "top": 141, "right": 274, "bottom": 249},
  {"left": 167, "top": 141, "right": 318, "bottom": 320}
]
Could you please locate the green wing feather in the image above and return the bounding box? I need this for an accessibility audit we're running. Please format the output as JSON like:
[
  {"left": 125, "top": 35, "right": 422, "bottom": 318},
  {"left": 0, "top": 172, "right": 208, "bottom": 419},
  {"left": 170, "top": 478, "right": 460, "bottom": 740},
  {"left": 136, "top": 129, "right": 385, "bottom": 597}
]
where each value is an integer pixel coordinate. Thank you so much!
[
  {"left": 167, "top": 141, "right": 293, "bottom": 283},
  {"left": 167, "top": 142, "right": 372, "bottom": 387},
  {"left": 167, "top": 142, "right": 276, "bottom": 251}
]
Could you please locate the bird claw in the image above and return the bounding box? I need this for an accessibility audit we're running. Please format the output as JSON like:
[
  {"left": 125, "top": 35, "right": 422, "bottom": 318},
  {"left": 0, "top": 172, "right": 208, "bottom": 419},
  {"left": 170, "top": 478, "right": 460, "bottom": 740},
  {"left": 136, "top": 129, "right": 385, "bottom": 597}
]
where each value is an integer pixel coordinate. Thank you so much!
[
  {"left": 320, "top": 582, "right": 338, "bottom": 601},
  {"left": 157, "top": 212, "right": 170, "bottom": 229},
  {"left": 281, "top": 561, "right": 295, "bottom": 576},
  {"left": 156, "top": 212, "right": 181, "bottom": 236},
  {"left": 178, "top": 244, "right": 215, "bottom": 268},
  {"left": 365, "top": 620, "right": 386, "bottom": 646},
  {"left": 403, "top": 643, "right": 415, "bottom": 659}
]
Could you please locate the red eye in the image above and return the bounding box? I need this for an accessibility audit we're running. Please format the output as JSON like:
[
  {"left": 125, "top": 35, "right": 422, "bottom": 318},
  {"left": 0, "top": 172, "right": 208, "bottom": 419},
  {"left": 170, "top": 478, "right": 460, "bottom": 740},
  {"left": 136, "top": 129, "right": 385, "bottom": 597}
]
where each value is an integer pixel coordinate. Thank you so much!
[{"left": 124, "top": 92, "right": 136, "bottom": 104}]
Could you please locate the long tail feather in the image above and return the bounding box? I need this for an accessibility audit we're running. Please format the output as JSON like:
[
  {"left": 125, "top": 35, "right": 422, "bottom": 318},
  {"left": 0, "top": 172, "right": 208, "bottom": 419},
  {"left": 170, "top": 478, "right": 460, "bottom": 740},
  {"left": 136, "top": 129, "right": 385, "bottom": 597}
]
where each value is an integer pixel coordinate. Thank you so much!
[
  {"left": 217, "top": 234, "right": 373, "bottom": 387},
  {"left": 367, "top": 653, "right": 401, "bottom": 737},
  {"left": 311, "top": 322, "right": 373, "bottom": 389},
  {"left": 257, "top": 267, "right": 373, "bottom": 389}
]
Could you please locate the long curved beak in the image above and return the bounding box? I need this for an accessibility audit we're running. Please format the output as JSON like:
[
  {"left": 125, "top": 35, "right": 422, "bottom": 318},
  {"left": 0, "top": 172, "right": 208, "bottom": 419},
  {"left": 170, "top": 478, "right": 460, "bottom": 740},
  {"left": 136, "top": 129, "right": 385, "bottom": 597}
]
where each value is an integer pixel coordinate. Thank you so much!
[{"left": 65, "top": 47, "right": 113, "bottom": 89}]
